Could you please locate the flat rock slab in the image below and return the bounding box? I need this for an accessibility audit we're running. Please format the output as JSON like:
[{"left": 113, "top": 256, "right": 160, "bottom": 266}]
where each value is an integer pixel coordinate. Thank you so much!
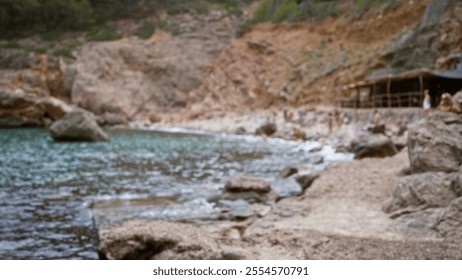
[
  {"left": 98, "top": 220, "right": 223, "bottom": 260},
  {"left": 225, "top": 175, "right": 271, "bottom": 194}
]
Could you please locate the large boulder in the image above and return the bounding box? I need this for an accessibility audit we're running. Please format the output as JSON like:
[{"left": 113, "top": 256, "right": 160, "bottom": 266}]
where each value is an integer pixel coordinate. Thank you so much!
[
  {"left": 49, "top": 109, "right": 110, "bottom": 142},
  {"left": 407, "top": 112, "right": 462, "bottom": 173},
  {"left": 383, "top": 172, "right": 460, "bottom": 215},
  {"left": 434, "top": 196, "right": 462, "bottom": 239},
  {"left": 351, "top": 134, "right": 398, "bottom": 159},
  {"left": 98, "top": 220, "right": 222, "bottom": 260}
]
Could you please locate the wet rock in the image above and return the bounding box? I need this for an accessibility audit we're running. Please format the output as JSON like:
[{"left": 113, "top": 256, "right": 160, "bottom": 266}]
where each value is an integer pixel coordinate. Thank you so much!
[
  {"left": 335, "top": 145, "right": 351, "bottom": 153},
  {"left": 407, "top": 112, "right": 462, "bottom": 173},
  {"left": 279, "top": 167, "right": 298, "bottom": 178},
  {"left": 309, "top": 155, "right": 324, "bottom": 165},
  {"left": 295, "top": 172, "right": 320, "bottom": 193},
  {"left": 434, "top": 197, "right": 462, "bottom": 239},
  {"left": 37, "top": 97, "right": 73, "bottom": 121},
  {"left": 225, "top": 175, "right": 270, "bottom": 194},
  {"left": 49, "top": 109, "right": 110, "bottom": 142},
  {"left": 98, "top": 220, "right": 222, "bottom": 260},
  {"left": 217, "top": 199, "right": 255, "bottom": 220},
  {"left": 367, "top": 124, "right": 386, "bottom": 134},
  {"left": 383, "top": 172, "right": 459, "bottom": 215},
  {"left": 271, "top": 178, "right": 302, "bottom": 199},
  {"left": 255, "top": 123, "right": 277, "bottom": 136},
  {"left": 351, "top": 134, "right": 398, "bottom": 159},
  {"left": 235, "top": 126, "right": 247, "bottom": 135}
]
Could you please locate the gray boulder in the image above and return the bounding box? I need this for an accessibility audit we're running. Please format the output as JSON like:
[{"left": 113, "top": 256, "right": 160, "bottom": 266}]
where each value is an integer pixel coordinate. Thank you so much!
[
  {"left": 407, "top": 112, "right": 462, "bottom": 173},
  {"left": 434, "top": 197, "right": 462, "bottom": 239},
  {"left": 383, "top": 172, "right": 460, "bottom": 215},
  {"left": 98, "top": 220, "right": 222, "bottom": 260},
  {"left": 49, "top": 109, "right": 110, "bottom": 142},
  {"left": 351, "top": 134, "right": 398, "bottom": 159}
]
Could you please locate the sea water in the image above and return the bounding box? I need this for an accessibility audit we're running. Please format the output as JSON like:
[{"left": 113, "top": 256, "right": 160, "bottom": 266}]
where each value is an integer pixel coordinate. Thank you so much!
[{"left": 0, "top": 128, "right": 352, "bottom": 259}]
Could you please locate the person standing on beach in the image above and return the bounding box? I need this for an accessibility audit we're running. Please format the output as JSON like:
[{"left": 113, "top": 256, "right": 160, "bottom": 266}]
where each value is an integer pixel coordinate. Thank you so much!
[{"left": 423, "top": 90, "right": 431, "bottom": 116}]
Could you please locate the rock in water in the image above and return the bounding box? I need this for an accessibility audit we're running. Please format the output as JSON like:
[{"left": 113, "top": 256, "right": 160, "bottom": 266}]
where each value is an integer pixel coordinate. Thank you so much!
[
  {"left": 49, "top": 109, "right": 110, "bottom": 142},
  {"left": 407, "top": 112, "right": 462, "bottom": 173},
  {"left": 98, "top": 220, "right": 222, "bottom": 260},
  {"left": 225, "top": 175, "right": 271, "bottom": 194},
  {"left": 351, "top": 134, "right": 398, "bottom": 159},
  {"left": 255, "top": 123, "right": 277, "bottom": 136}
]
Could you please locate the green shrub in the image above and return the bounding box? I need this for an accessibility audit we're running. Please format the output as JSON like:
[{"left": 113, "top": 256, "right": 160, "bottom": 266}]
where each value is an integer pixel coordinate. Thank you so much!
[
  {"left": 86, "top": 25, "right": 120, "bottom": 41},
  {"left": 136, "top": 21, "right": 167, "bottom": 39},
  {"left": 1, "top": 42, "right": 21, "bottom": 49},
  {"left": 52, "top": 48, "right": 75, "bottom": 59},
  {"left": 166, "top": 1, "right": 209, "bottom": 15}
]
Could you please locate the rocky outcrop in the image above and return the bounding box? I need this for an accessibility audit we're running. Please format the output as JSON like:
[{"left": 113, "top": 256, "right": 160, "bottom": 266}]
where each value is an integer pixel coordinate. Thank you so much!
[
  {"left": 37, "top": 97, "right": 73, "bottom": 121},
  {"left": 71, "top": 11, "right": 238, "bottom": 122},
  {"left": 0, "top": 49, "right": 72, "bottom": 128},
  {"left": 384, "top": 111, "right": 462, "bottom": 239},
  {"left": 407, "top": 112, "right": 462, "bottom": 173},
  {"left": 351, "top": 134, "right": 398, "bottom": 160},
  {"left": 434, "top": 197, "right": 462, "bottom": 239},
  {"left": 49, "top": 109, "right": 110, "bottom": 142},
  {"left": 388, "top": 0, "right": 461, "bottom": 70},
  {"left": 0, "top": 88, "right": 44, "bottom": 127},
  {"left": 98, "top": 220, "right": 222, "bottom": 260},
  {"left": 383, "top": 172, "right": 459, "bottom": 215}
]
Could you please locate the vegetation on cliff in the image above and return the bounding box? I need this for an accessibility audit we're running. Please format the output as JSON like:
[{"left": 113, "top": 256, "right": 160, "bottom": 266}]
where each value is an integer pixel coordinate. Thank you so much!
[{"left": 0, "top": 0, "right": 254, "bottom": 39}]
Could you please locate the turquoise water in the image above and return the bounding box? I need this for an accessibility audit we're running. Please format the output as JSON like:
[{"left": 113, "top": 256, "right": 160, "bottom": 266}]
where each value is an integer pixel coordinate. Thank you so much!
[{"left": 0, "top": 128, "right": 350, "bottom": 259}]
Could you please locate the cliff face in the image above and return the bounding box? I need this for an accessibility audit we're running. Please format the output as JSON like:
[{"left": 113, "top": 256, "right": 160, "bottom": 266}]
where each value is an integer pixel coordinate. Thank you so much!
[
  {"left": 184, "top": 0, "right": 433, "bottom": 117},
  {"left": 385, "top": 0, "right": 462, "bottom": 71},
  {"left": 1, "top": 0, "right": 462, "bottom": 127}
]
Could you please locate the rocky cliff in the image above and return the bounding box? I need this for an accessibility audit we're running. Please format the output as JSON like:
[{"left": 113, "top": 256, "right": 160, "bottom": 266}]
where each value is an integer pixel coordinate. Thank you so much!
[{"left": 2, "top": 0, "right": 462, "bottom": 127}]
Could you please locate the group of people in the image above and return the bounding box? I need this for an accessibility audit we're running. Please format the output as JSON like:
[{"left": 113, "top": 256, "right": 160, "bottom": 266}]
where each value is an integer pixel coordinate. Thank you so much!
[
  {"left": 423, "top": 89, "right": 462, "bottom": 115},
  {"left": 327, "top": 110, "right": 349, "bottom": 134}
]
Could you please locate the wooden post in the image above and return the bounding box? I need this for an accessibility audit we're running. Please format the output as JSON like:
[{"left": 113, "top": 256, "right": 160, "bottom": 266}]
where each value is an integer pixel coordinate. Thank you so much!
[
  {"left": 387, "top": 77, "right": 392, "bottom": 108},
  {"left": 419, "top": 74, "right": 424, "bottom": 107},
  {"left": 356, "top": 87, "right": 360, "bottom": 109}
]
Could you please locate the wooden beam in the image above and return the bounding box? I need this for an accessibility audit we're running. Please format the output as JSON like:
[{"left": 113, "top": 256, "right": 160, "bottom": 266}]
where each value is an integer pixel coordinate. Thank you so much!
[{"left": 387, "top": 78, "right": 392, "bottom": 108}]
